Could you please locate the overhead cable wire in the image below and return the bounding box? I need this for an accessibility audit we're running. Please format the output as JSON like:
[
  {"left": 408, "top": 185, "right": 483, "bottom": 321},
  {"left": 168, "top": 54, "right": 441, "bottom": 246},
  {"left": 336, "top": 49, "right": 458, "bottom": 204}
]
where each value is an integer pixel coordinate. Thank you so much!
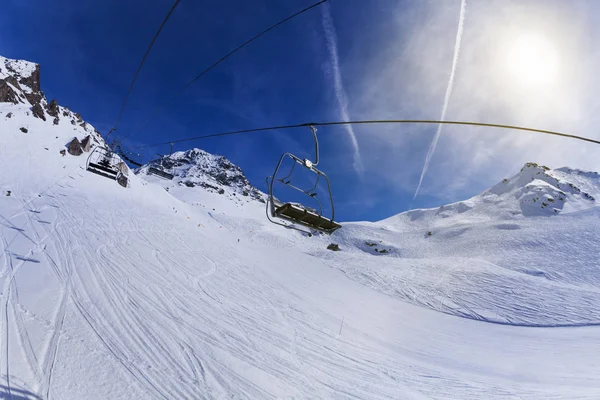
[
  {"left": 108, "top": 0, "right": 181, "bottom": 139},
  {"left": 131, "top": 119, "right": 600, "bottom": 149},
  {"left": 121, "top": 0, "right": 328, "bottom": 140}
]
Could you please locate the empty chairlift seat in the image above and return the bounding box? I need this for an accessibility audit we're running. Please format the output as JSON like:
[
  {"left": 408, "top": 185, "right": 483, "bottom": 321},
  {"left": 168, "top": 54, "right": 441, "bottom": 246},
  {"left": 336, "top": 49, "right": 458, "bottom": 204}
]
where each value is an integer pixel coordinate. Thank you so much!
[
  {"left": 147, "top": 166, "right": 174, "bottom": 180},
  {"left": 86, "top": 147, "right": 120, "bottom": 180},
  {"left": 266, "top": 125, "right": 342, "bottom": 235},
  {"left": 273, "top": 201, "right": 341, "bottom": 234}
]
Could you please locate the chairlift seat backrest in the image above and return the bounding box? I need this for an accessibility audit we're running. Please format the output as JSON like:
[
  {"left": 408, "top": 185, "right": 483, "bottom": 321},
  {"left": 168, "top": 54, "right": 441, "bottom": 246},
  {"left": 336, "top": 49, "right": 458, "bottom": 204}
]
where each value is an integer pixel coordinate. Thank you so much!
[
  {"left": 148, "top": 166, "right": 174, "bottom": 180},
  {"left": 85, "top": 146, "right": 122, "bottom": 182}
]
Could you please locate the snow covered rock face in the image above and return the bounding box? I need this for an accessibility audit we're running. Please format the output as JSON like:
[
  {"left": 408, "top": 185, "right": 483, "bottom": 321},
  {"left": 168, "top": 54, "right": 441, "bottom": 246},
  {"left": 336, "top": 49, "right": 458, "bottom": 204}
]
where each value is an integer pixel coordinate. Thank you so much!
[
  {"left": 138, "top": 148, "right": 265, "bottom": 202},
  {"left": 485, "top": 162, "right": 597, "bottom": 216},
  {"left": 384, "top": 162, "right": 599, "bottom": 228},
  {"left": 0, "top": 55, "right": 103, "bottom": 141}
]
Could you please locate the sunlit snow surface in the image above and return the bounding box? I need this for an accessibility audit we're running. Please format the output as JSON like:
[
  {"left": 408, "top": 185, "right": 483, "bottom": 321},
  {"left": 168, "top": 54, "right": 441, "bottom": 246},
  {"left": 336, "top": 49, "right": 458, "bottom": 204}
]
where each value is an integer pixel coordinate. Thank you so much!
[{"left": 1, "top": 101, "right": 600, "bottom": 399}]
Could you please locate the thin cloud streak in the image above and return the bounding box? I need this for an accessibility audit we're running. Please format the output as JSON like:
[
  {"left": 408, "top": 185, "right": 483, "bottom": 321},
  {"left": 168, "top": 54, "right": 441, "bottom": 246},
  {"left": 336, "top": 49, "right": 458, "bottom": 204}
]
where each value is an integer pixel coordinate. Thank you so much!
[
  {"left": 414, "top": 0, "right": 467, "bottom": 198},
  {"left": 321, "top": 3, "right": 364, "bottom": 176}
]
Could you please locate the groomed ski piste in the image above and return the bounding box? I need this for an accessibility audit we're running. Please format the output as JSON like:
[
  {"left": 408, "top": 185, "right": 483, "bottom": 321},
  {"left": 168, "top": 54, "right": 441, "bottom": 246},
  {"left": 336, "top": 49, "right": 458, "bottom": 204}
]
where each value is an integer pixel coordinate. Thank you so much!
[{"left": 1, "top": 55, "right": 600, "bottom": 399}]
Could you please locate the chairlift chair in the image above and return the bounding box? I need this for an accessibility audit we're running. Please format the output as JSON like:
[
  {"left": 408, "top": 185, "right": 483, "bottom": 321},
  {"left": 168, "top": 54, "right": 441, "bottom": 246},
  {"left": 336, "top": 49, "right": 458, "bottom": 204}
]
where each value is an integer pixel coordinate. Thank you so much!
[
  {"left": 266, "top": 125, "right": 341, "bottom": 234},
  {"left": 86, "top": 146, "right": 121, "bottom": 180},
  {"left": 147, "top": 142, "right": 175, "bottom": 180}
]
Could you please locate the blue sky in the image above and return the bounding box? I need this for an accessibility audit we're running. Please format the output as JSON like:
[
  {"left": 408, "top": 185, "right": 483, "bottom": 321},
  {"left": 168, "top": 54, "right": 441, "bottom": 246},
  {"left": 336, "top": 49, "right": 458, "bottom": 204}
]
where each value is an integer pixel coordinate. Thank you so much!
[{"left": 2, "top": 0, "right": 600, "bottom": 221}]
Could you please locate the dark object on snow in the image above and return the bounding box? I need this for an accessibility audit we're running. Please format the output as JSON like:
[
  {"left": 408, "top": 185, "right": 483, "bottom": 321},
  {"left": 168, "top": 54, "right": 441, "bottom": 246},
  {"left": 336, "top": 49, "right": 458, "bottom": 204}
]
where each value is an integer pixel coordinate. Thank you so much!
[
  {"left": 67, "top": 137, "right": 83, "bottom": 156},
  {"left": 81, "top": 135, "right": 92, "bottom": 152},
  {"left": 6, "top": 112, "right": 13, "bottom": 118},
  {"left": 20, "top": 127, "right": 28, "bottom": 133},
  {"left": 426, "top": 231, "right": 433, "bottom": 237},
  {"left": 46, "top": 99, "right": 59, "bottom": 117},
  {"left": 53, "top": 117, "right": 59, "bottom": 125},
  {"left": 31, "top": 102, "right": 46, "bottom": 120},
  {"left": 6, "top": 191, "right": 11, "bottom": 196},
  {"left": 327, "top": 243, "right": 340, "bottom": 251},
  {"left": 59, "top": 149, "right": 66, "bottom": 157},
  {"left": 0, "top": 79, "right": 20, "bottom": 104},
  {"left": 266, "top": 125, "right": 341, "bottom": 234}
]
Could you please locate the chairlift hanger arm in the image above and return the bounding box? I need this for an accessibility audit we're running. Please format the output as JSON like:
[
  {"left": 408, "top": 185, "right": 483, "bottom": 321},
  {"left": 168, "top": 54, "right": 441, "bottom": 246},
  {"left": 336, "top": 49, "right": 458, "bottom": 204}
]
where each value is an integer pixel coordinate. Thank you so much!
[{"left": 309, "top": 125, "right": 319, "bottom": 167}]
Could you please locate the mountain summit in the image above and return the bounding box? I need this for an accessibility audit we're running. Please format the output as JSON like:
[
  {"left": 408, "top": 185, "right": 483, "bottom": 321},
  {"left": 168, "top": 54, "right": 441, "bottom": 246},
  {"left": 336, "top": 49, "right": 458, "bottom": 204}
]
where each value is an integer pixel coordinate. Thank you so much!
[
  {"left": 137, "top": 148, "right": 264, "bottom": 203},
  {"left": 0, "top": 55, "right": 101, "bottom": 139}
]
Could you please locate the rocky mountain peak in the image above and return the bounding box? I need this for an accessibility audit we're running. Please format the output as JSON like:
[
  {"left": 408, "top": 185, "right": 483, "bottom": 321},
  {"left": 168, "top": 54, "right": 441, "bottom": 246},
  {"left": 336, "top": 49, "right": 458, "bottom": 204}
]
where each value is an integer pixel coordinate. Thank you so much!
[
  {"left": 0, "top": 54, "right": 103, "bottom": 140},
  {"left": 138, "top": 148, "right": 265, "bottom": 202}
]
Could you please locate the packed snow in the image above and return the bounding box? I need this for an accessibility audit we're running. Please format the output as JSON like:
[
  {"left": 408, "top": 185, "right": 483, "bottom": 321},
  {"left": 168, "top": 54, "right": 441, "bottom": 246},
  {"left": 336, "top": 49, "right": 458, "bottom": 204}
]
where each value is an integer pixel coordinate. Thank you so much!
[{"left": 1, "top": 55, "right": 599, "bottom": 399}]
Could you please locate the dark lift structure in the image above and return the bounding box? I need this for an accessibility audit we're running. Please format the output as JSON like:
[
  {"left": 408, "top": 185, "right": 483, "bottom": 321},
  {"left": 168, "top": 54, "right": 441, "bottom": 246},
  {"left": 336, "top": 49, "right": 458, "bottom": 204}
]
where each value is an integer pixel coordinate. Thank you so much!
[
  {"left": 266, "top": 125, "right": 341, "bottom": 234},
  {"left": 86, "top": 146, "right": 121, "bottom": 180},
  {"left": 147, "top": 142, "right": 174, "bottom": 180}
]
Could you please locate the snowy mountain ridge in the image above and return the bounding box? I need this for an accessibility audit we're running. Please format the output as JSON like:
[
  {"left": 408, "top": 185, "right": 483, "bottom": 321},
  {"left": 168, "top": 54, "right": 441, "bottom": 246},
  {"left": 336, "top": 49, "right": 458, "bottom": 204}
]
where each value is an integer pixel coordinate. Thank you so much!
[
  {"left": 0, "top": 55, "right": 104, "bottom": 143},
  {"left": 381, "top": 162, "right": 599, "bottom": 229},
  {"left": 137, "top": 147, "right": 265, "bottom": 205}
]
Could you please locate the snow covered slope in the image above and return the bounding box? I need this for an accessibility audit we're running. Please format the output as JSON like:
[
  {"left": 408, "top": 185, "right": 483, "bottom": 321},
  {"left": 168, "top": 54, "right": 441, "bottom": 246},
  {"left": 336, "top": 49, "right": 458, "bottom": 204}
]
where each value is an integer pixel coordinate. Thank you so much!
[
  {"left": 137, "top": 149, "right": 266, "bottom": 219},
  {"left": 328, "top": 163, "right": 600, "bottom": 326},
  {"left": 1, "top": 54, "right": 600, "bottom": 399}
]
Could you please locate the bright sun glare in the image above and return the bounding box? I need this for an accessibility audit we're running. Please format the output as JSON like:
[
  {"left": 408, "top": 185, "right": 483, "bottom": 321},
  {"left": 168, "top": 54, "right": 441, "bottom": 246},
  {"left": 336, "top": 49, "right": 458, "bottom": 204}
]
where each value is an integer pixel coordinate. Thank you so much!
[{"left": 507, "top": 33, "right": 559, "bottom": 85}]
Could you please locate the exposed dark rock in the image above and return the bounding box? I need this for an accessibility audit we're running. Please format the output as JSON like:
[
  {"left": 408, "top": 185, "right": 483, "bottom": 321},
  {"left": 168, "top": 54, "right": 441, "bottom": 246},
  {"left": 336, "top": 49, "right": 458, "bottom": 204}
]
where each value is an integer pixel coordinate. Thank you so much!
[
  {"left": 74, "top": 112, "right": 82, "bottom": 122},
  {"left": 18, "top": 64, "right": 40, "bottom": 92},
  {"left": 0, "top": 80, "right": 20, "bottom": 104},
  {"left": 31, "top": 102, "right": 46, "bottom": 120},
  {"left": 141, "top": 147, "right": 265, "bottom": 202},
  {"left": 20, "top": 127, "right": 28, "bottom": 133},
  {"left": 81, "top": 135, "right": 92, "bottom": 152},
  {"left": 71, "top": 119, "right": 76, "bottom": 125},
  {"left": 67, "top": 137, "right": 83, "bottom": 156},
  {"left": 5, "top": 76, "right": 22, "bottom": 91},
  {"left": 60, "top": 149, "right": 66, "bottom": 156},
  {"left": 46, "top": 99, "right": 59, "bottom": 117},
  {"left": 6, "top": 112, "right": 12, "bottom": 118},
  {"left": 53, "top": 117, "right": 59, "bottom": 125},
  {"left": 327, "top": 243, "right": 340, "bottom": 251}
]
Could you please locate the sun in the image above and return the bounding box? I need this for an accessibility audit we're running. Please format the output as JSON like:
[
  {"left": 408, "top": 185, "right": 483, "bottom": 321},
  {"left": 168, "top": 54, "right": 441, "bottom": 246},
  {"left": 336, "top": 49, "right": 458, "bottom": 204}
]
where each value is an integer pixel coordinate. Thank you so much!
[{"left": 506, "top": 33, "right": 559, "bottom": 85}]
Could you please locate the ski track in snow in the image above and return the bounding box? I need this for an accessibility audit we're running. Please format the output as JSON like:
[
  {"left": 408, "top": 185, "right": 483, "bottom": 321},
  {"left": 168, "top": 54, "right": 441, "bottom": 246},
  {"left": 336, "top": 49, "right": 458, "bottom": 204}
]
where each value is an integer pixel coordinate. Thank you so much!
[
  {"left": 1, "top": 102, "right": 600, "bottom": 398},
  {"left": 1, "top": 167, "right": 599, "bottom": 399}
]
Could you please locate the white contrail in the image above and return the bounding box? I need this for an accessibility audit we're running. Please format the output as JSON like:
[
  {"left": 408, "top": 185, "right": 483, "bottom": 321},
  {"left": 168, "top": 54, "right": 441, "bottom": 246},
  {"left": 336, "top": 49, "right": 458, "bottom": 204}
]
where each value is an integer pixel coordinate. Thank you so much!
[
  {"left": 414, "top": 0, "right": 467, "bottom": 199},
  {"left": 321, "top": 3, "right": 364, "bottom": 175}
]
